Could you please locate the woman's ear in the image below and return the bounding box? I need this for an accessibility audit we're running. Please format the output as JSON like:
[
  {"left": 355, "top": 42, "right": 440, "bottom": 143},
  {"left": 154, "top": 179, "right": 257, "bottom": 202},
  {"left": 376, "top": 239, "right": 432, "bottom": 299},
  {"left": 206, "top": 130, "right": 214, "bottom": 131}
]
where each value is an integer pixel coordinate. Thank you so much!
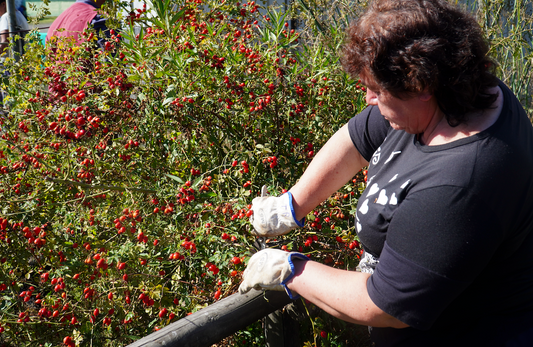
[{"left": 418, "top": 90, "right": 433, "bottom": 102}]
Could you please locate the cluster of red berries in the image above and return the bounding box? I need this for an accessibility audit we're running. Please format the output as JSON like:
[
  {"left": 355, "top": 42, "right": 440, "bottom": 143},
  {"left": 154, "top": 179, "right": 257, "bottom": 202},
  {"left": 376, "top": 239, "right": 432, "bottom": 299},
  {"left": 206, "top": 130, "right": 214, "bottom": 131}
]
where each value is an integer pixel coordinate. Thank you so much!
[
  {"left": 63, "top": 336, "right": 75, "bottom": 347},
  {"left": 139, "top": 292, "right": 155, "bottom": 306},
  {"left": 126, "top": 2, "right": 147, "bottom": 23},
  {"left": 205, "top": 262, "right": 220, "bottom": 275},
  {"left": 177, "top": 184, "right": 196, "bottom": 205},
  {"left": 221, "top": 232, "right": 237, "bottom": 242},
  {"left": 304, "top": 235, "right": 319, "bottom": 247},
  {"left": 181, "top": 238, "right": 197, "bottom": 253},
  {"left": 262, "top": 156, "right": 278, "bottom": 168}
]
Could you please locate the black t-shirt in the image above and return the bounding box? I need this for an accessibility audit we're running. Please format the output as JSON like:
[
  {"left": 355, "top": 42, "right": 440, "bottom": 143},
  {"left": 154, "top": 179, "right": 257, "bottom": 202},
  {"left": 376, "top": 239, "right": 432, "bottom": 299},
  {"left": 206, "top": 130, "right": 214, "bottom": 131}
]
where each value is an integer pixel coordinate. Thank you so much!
[{"left": 348, "top": 82, "right": 533, "bottom": 346}]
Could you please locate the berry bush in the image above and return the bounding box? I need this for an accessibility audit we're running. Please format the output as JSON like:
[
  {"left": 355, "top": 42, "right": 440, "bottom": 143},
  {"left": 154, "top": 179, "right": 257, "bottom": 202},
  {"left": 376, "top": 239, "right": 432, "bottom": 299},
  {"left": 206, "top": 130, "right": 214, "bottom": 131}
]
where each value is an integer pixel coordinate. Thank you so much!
[{"left": 0, "top": 0, "right": 368, "bottom": 345}]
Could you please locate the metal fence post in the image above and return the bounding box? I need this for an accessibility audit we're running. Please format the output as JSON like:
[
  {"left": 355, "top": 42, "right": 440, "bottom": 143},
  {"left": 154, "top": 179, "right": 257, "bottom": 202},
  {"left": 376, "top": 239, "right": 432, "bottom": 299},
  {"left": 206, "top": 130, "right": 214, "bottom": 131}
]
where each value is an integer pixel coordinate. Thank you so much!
[{"left": 5, "top": 0, "right": 23, "bottom": 60}]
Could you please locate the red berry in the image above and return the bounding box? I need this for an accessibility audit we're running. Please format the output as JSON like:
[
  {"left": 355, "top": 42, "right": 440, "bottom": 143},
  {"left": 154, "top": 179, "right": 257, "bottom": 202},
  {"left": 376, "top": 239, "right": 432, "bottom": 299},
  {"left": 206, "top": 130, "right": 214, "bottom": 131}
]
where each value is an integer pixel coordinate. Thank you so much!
[
  {"left": 349, "top": 240, "right": 359, "bottom": 250},
  {"left": 159, "top": 307, "right": 168, "bottom": 318},
  {"left": 231, "top": 256, "right": 241, "bottom": 265}
]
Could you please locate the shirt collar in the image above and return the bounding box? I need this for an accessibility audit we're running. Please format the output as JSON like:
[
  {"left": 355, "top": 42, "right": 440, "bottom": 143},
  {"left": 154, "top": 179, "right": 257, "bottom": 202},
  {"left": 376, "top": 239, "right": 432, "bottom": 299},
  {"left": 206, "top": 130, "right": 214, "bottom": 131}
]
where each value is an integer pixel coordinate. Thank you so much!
[{"left": 76, "top": 0, "right": 100, "bottom": 8}]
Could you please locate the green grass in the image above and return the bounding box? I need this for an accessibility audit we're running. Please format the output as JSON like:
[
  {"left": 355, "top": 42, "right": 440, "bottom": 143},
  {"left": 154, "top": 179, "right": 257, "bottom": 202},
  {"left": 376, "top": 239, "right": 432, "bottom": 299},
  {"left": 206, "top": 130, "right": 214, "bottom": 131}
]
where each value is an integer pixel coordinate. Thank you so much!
[{"left": 37, "top": 16, "right": 57, "bottom": 25}]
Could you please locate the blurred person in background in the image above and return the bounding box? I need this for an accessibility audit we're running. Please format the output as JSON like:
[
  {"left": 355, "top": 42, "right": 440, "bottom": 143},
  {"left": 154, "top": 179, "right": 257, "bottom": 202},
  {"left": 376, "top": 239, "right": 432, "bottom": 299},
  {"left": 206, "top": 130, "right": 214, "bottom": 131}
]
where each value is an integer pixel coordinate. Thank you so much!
[
  {"left": 0, "top": 0, "right": 29, "bottom": 55},
  {"left": 46, "top": 0, "right": 111, "bottom": 50}
]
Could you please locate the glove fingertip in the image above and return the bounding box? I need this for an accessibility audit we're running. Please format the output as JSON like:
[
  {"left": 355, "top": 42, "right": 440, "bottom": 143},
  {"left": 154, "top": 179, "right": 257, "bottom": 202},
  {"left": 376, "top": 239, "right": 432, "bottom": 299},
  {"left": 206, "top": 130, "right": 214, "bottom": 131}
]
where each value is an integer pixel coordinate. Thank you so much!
[{"left": 238, "top": 284, "right": 250, "bottom": 295}]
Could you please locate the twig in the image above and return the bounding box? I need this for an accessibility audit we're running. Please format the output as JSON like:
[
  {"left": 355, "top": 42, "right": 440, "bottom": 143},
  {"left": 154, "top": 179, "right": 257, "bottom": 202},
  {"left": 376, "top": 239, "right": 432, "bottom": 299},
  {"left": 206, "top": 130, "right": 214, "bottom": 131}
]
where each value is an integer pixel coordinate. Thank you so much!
[{"left": 45, "top": 177, "right": 156, "bottom": 193}]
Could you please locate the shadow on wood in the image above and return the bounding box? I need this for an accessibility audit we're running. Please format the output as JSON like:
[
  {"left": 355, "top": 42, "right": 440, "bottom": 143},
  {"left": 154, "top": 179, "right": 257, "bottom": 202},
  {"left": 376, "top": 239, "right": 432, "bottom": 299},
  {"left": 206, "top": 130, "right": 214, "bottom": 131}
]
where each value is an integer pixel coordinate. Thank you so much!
[{"left": 126, "top": 289, "right": 294, "bottom": 347}]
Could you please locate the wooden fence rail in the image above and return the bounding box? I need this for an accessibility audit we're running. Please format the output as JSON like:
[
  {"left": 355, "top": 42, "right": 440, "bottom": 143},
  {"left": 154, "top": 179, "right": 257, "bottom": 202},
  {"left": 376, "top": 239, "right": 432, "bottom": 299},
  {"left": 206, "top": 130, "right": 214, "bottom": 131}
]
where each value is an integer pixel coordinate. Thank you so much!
[{"left": 126, "top": 289, "right": 294, "bottom": 347}]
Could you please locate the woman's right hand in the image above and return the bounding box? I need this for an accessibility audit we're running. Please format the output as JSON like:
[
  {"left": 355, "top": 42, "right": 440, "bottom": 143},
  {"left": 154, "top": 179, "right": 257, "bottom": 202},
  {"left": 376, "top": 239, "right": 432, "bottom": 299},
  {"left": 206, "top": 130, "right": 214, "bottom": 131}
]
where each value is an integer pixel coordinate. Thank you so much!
[{"left": 249, "top": 187, "right": 304, "bottom": 237}]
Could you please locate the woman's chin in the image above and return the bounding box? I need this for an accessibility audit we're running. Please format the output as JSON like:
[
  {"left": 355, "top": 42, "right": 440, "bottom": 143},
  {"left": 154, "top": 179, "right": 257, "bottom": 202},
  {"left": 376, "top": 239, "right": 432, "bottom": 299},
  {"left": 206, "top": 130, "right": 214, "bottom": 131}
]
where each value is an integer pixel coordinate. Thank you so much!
[{"left": 388, "top": 122, "right": 404, "bottom": 131}]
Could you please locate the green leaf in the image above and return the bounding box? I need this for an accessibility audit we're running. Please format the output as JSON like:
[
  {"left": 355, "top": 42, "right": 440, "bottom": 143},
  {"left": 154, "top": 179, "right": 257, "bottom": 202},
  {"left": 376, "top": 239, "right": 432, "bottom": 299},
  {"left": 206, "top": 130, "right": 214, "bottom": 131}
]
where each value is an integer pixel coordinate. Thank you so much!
[
  {"left": 163, "top": 97, "right": 175, "bottom": 106},
  {"left": 165, "top": 174, "right": 184, "bottom": 184}
]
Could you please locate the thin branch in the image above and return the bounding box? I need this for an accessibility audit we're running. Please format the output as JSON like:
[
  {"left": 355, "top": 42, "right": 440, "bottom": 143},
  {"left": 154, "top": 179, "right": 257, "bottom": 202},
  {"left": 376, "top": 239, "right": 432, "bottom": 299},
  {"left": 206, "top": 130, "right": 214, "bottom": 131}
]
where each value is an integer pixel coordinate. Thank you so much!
[{"left": 45, "top": 177, "right": 156, "bottom": 194}]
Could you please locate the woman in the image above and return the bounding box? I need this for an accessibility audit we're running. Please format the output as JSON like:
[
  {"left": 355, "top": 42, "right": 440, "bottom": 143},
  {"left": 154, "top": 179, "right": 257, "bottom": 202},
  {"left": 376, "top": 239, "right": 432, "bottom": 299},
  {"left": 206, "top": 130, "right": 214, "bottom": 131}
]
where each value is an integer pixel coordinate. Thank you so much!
[{"left": 238, "top": 0, "right": 533, "bottom": 346}]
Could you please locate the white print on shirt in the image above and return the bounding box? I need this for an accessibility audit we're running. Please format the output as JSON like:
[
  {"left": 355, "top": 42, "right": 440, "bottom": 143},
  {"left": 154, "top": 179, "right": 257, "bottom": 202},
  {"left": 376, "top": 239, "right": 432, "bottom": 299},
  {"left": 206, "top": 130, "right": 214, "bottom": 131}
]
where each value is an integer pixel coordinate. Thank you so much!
[
  {"left": 371, "top": 147, "right": 382, "bottom": 165},
  {"left": 384, "top": 151, "right": 402, "bottom": 164},
  {"left": 367, "top": 183, "right": 380, "bottom": 196},
  {"left": 356, "top": 175, "right": 411, "bottom": 234},
  {"left": 355, "top": 136, "right": 413, "bottom": 242},
  {"left": 359, "top": 199, "right": 369, "bottom": 214},
  {"left": 376, "top": 190, "right": 388, "bottom": 205}
]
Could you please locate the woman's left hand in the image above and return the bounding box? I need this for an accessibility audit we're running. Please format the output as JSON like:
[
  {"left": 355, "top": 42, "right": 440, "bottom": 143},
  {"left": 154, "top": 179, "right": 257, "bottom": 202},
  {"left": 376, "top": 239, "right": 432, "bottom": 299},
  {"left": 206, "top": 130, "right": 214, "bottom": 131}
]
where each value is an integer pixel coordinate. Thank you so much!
[{"left": 239, "top": 249, "right": 308, "bottom": 299}]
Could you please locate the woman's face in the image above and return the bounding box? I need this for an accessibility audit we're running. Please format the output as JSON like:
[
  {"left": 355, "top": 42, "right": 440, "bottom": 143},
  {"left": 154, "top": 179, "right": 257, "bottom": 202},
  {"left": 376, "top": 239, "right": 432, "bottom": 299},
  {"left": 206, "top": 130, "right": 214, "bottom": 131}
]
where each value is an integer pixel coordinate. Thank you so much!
[{"left": 363, "top": 78, "right": 439, "bottom": 135}]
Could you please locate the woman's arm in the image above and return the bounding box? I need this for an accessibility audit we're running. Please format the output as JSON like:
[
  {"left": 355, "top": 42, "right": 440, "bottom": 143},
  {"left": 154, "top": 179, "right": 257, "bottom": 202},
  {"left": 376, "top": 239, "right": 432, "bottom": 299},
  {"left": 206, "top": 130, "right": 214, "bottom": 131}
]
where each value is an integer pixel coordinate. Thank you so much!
[
  {"left": 0, "top": 31, "right": 8, "bottom": 54},
  {"left": 289, "top": 123, "right": 368, "bottom": 221},
  {"left": 246, "top": 119, "right": 402, "bottom": 327},
  {"left": 286, "top": 260, "right": 409, "bottom": 328}
]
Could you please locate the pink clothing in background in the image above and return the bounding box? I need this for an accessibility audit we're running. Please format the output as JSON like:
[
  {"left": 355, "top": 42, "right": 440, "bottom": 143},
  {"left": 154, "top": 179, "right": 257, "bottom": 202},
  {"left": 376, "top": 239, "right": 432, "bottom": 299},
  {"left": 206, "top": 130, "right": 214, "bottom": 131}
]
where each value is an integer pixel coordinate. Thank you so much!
[{"left": 46, "top": 3, "right": 98, "bottom": 44}]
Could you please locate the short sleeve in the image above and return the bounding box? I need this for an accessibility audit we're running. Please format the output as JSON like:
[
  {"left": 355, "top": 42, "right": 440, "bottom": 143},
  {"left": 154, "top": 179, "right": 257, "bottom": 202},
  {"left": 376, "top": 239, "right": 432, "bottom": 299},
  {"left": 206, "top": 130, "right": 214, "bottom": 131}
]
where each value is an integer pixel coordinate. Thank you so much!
[
  {"left": 368, "top": 242, "right": 470, "bottom": 330},
  {"left": 91, "top": 15, "right": 109, "bottom": 35},
  {"left": 16, "top": 11, "right": 30, "bottom": 31},
  {"left": 367, "top": 186, "right": 503, "bottom": 330},
  {"left": 348, "top": 105, "right": 390, "bottom": 162},
  {"left": 0, "top": 15, "right": 8, "bottom": 32},
  {"left": 89, "top": 14, "right": 111, "bottom": 51}
]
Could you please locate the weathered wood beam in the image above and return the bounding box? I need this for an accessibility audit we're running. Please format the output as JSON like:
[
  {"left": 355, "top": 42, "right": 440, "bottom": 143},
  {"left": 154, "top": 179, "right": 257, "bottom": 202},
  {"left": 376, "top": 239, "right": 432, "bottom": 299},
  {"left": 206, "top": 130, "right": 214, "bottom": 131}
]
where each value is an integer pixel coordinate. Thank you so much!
[{"left": 126, "top": 289, "right": 293, "bottom": 347}]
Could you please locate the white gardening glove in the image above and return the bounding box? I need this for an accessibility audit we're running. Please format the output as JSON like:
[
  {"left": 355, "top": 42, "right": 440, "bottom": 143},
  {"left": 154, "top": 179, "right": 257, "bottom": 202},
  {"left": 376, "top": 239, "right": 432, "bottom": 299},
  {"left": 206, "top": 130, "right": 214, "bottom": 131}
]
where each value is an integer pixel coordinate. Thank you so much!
[
  {"left": 239, "top": 248, "right": 309, "bottom": 299},
  {"left": 250, "top": 186, "right": 304, "bottom": 237}
]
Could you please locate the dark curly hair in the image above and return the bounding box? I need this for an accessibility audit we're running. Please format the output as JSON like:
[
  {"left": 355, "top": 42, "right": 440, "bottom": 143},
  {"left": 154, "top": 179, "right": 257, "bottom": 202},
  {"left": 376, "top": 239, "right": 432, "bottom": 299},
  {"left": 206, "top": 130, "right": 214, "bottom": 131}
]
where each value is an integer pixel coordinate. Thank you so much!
[{"left": 341, "top": 0, "right": 499, "bottom": 126}]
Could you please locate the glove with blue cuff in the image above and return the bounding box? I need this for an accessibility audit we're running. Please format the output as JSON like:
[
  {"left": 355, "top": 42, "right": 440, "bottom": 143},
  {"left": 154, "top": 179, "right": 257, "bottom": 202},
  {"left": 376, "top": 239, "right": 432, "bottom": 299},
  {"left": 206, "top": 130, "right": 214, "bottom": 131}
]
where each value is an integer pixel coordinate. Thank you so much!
[
  {"left": 238, "top": 248, "right": 309, "bottom": 300},
  {"left": 250, "top": 186, "right": 305, "bottom": 237}
]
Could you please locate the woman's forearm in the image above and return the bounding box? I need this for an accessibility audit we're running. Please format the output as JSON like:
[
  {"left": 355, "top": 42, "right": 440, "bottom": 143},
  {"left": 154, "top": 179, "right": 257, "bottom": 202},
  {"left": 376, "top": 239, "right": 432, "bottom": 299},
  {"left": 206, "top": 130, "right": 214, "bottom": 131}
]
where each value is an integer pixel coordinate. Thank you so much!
[
  {"left": 289, "top": 124, "right": 368, "bottom": 221},
  {"left": 286, "top": 260, "right": 409, "bottom": 328},
  {"left": 0, "top": 32, "right": 8, "bottom": 54}
]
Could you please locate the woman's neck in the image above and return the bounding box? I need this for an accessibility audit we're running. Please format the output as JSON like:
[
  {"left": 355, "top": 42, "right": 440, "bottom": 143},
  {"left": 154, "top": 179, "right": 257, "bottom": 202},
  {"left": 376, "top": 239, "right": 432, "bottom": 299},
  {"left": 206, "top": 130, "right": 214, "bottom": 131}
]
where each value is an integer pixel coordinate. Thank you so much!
[{"left": 420, "top": 86, "right": 503, "bottom": 146}]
